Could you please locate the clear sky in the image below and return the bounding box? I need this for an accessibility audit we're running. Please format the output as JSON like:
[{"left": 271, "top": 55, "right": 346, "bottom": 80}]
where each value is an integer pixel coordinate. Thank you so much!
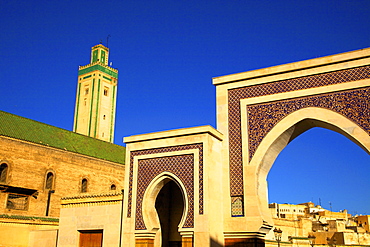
[{"left": 1, "top": 1, "right": 369, "bottom": 215}]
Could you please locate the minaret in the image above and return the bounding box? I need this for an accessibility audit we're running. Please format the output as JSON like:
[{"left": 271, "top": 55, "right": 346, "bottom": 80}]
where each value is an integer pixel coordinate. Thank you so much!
[{"left": 73, "top": 44, "right": 118, "bottom": 143}]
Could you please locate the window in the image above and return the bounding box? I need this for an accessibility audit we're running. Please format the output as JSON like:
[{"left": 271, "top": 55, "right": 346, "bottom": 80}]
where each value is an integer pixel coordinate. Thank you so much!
[
  {"left": 85, "top": 88, "right": 89, "bottom": 95},
  {"left": 231, "top": 196, "right": 244, "bottom": 217},
  {"left": 7, "top": 194, "right": 29, "bottom": 210},
  {"left": 103, "top": 87, "right": 108, "bottom": 96},
  {"left": 0, "top": 163, "right": 8, "bottom": 183},
  {"left": 110, "top": 184, "right": 116, "bottom": 190},
  {"left": 45, "top": 172, "right": 54, "bottom": 190},
  {"left": 81, "top": 178, "right": 88, "bottom": 193}
]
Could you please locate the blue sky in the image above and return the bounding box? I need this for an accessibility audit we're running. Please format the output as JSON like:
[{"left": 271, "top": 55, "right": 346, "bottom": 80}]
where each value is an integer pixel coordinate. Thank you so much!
[{"left": 1, "top": 1, "right": 369, "bottom": 215}]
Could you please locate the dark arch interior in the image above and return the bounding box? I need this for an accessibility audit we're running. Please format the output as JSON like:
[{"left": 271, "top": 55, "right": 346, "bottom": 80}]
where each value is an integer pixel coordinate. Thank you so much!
[{"left": 155, "top": 180, "right": 184, "bottom": 247}]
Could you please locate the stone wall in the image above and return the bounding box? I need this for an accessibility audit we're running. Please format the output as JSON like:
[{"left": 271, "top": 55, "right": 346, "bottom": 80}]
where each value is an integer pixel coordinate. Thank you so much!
[{"left": 0, "top": 136, "right": 125, "bottom": 218}]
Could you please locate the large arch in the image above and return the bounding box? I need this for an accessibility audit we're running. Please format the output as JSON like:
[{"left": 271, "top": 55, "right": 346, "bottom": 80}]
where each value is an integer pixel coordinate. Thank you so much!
[
  {"left": 251, "top": 107, "right": 370, "bottom": 223},
  {"left": 122, "top": 47, "right": 370, "bottom": 246}
]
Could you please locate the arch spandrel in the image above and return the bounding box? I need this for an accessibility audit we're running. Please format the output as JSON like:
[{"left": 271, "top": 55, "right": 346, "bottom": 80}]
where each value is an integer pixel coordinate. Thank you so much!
[
  {"left": 252, "top": 107, "right": 370, "bottom": 179},
  {"left": 247, "top": 88, "right": 369, "bottom": 163}
]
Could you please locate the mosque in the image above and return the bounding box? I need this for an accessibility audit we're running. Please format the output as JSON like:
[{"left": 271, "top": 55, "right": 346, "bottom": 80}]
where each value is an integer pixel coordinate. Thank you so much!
[{"left": 0, "top": 44, "right": 369, "bottom": 247}]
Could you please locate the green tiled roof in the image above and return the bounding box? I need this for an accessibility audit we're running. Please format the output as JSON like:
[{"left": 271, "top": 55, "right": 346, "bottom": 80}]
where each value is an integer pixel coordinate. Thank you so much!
[
  {"left": 0, "top": 214, "right": 59, "bottom": 222},
  {"left": 0, "top": 111, "right": 125, "bottom": 165}
]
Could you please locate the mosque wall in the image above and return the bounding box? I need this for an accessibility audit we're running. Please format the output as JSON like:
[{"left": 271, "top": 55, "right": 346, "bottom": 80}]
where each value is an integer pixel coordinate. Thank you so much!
[{"left": 0, "top": 135, "right": 125, "bottom": 218}]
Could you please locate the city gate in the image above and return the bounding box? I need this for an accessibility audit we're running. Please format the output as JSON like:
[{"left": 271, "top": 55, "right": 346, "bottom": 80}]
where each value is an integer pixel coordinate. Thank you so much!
[{"left": 123, "top": 48, "right": 370, "bottom": 246}]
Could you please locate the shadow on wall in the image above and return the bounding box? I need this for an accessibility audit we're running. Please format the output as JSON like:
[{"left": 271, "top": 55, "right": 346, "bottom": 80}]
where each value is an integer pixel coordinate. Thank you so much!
[
  {"left": 222, "top": 238, "right": 265, "bottom": 247},
  {"left": 210, "top": 238, "right": 223, "bottom": 247}
]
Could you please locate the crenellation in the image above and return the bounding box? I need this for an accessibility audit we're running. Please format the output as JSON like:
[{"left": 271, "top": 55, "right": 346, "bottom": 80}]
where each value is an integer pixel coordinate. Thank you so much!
[{"left": 78, "top": 61, "right": 118, "bottom": 73}]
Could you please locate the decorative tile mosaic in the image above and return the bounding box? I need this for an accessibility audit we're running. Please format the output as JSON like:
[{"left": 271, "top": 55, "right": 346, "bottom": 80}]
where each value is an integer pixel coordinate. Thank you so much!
[
  {"left": 247, "top": 88, "right": 369, "bottom": 161},
  {"left": 135, "top": 154, "right": 194, "bottom": 229},
  {"left": 127, "top": 144, "right": 204, "bottom": 229},
  {"left": 228, "top": 65, "right": 370, "bottom": 196},
  {"left": 231, "top": 196, "right": 244, "bottom": 217}
]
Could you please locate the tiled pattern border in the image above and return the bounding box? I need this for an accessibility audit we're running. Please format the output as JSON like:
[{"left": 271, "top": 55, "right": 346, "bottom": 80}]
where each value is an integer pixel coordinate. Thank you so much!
[
  {"left": 127, "top": 144, "right": 204, "bottom": 229},
  {"left": 247, "top": 88, "right": 369, "bottom": 161},
  {"left": 228, "top": 65, "right": 370, "bottom": 196},
  {"left": 135, "top": 154, "right": 194, "bottom": 229}
]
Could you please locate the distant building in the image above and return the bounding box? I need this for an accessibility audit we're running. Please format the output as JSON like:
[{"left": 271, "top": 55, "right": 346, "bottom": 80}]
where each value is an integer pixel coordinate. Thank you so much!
[
  {"left": 357, "top": 215, "right": 370, "bottom": 233},
  {"left": 269, "top": 202, "right": 306, "bottom": 219},
  {"left": 267, "top": 202, "right": 370, "bottom": 246}
]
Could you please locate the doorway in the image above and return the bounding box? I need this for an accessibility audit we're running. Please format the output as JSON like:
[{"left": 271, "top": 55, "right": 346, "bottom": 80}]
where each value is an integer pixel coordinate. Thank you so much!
[
  {"left": 155, "top": 180, "right": 184, "bottom": 247},
  {"left": 79, "top": 230, "right": 103, "bottom": 247}
]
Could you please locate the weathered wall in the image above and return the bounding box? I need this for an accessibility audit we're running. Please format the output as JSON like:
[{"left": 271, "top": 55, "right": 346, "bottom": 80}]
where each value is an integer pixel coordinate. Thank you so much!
[{"left": 0, "top": 136, "right": 125, "bottom": 218}]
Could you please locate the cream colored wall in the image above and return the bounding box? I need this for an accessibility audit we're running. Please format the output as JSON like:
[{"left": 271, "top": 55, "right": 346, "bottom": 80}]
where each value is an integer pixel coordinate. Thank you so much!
[
  {"left": 74, "top": 77, "right": 91, "bottom": 137},
  {"left": 269, "top": 203, "right": 306, "bottom": 220},
  {"left": 29, "top": 229, "right": 58, "bottom": 247},
  {"left": 74, "top": 72, "right": 117, "bottom": 142},
  {"left": 123, "top": 126, "right": 223, "bottom": 247},
  {"left": 57, "top": 194, "right": 123, "bottom": 247},
  {"left": 0, "top": 221, "right": 58, "bottom": 247},
  {"left": 97, "top": 80, "right": 116, "bottom": 141}
]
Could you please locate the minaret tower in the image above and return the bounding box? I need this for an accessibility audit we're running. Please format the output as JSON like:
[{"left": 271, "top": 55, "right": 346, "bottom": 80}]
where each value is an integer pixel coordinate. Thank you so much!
[{"left": 73, "top": 44, "right": 118, "bottom": 143}]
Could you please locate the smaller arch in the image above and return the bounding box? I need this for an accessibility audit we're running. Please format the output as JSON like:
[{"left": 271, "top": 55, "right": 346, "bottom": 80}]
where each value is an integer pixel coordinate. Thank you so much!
[
  {"left": 141, "top": 172, "right": 189, "bottom": 234},
  {"left": 0, "top": 162, "right": 9, "bottom": 183},
  {"left": 81, "top": 178, "right": 88, "bottom": 193}
]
